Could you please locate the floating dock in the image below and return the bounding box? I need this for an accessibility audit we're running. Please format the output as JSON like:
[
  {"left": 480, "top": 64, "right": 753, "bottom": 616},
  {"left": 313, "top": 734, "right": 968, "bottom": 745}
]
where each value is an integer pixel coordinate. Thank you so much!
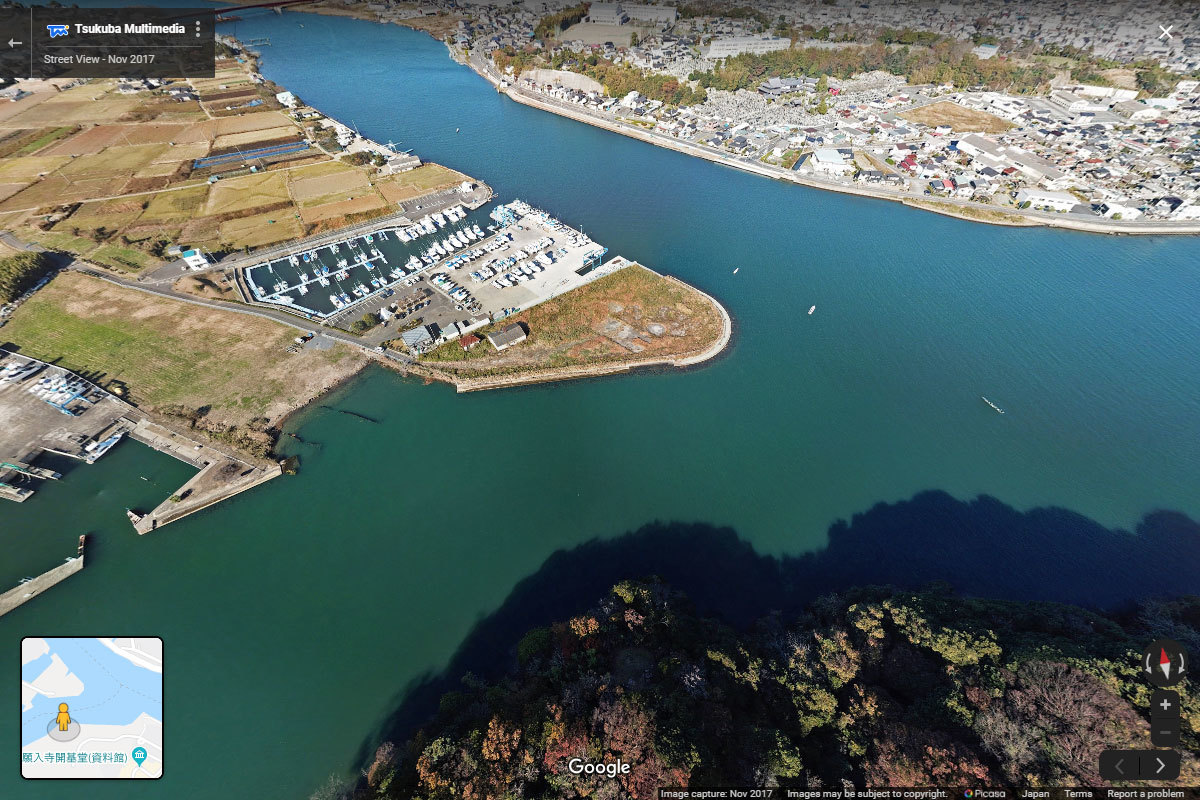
[{"left": 243, "top": 204, "right": 484, "bottom": 319}]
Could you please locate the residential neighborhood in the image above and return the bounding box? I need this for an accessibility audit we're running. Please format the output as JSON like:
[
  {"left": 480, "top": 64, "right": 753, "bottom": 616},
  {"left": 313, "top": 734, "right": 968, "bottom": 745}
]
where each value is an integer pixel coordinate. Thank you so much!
[{"left": 338, "top": 0, "right": 1200, "bottom": 225}]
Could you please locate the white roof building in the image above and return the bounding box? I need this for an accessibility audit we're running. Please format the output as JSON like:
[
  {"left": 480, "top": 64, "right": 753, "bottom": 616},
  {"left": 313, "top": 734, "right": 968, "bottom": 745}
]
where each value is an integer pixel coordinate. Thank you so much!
[
  {"left": 1016, "top": 189, "right": 1076, "bottom": 212},
  {"left": 587, "top": 2, "right": 627, "bottom": 25},
  {"left": 703, "top": 36, "right": 791, "bottom": 60}
]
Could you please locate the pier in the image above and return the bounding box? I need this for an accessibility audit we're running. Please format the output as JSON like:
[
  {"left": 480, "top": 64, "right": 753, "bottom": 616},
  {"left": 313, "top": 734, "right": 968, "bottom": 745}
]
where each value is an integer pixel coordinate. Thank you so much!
[
  {"left": 0, "top": 350, "right": 280, "bottom": 532},
  {"left": 0, "top": 536, "right": 85, "bottom": 618}
]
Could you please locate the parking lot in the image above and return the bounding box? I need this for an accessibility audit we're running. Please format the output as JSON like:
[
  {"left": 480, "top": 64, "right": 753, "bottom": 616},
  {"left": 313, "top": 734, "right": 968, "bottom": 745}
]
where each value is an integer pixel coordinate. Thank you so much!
[{"left": 414, "top": 204, "right": 608, "bottom": 333}]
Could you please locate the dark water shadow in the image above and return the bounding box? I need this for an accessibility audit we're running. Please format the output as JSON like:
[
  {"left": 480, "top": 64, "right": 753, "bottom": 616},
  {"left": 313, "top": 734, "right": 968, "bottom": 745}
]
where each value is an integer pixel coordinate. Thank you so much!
[{"left": 352, "top": 490, "right": 1200, "bottom": 770}]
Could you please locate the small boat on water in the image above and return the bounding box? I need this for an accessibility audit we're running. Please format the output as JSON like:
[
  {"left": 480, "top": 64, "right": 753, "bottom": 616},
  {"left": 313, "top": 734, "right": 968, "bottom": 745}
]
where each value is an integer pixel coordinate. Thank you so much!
[
  {"left": 733, "top": 267, "right": 739, "bottom": 274},
  {"left": 808, "top": 305, "right": 816, "bottom": 315},
  {"left": 981, "top": 397, "right": 1005, "bottom": 415}
]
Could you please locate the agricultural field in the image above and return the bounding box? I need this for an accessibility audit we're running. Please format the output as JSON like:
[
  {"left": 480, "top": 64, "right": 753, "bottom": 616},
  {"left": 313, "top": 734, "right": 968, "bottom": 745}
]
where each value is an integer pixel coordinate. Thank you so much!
[
  {"left": 139, "top": 185, "right": 211, "bottom": 223},
  {"left": 901, "top": 101, "right": 1014, "bottom": 133},
  {"left": 287, "top": 162, "right": 371, "bottom": 202},
  {"left": 375, "top": 163, "right": 467, "bottom": 203},
  {"left": 0, "top": 77, "right": 483, "bottom": 267},
  {"left": 1, "top": 271, "right": 369, "bottom": 429},
  {"left": 204, "top": 172, "right": 291, "bottom": 215},
  {"left": 219, "top": 210, "right": 304, "bottom": 249}
]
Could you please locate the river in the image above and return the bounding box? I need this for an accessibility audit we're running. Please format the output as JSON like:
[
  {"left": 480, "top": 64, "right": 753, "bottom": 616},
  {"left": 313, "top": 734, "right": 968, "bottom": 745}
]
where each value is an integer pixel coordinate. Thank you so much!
[{"left": 2, "top": 10, "right": 1199, "bottom": 799}]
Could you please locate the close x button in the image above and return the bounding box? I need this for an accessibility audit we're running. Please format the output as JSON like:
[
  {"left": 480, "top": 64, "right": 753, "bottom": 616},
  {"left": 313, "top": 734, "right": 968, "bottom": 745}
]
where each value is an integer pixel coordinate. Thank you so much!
[{"left": 1100, "top": 749, "right": 1180, "bottom": 781}]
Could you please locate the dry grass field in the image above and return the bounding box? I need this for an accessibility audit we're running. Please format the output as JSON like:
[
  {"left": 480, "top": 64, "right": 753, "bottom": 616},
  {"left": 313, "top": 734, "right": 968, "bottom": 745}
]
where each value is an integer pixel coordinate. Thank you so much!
[
  {"left": 901, "top": 101, "right": 1014, "bottom": 133},
  {"left": 139, "top": 185, "right": 210, "bottom": 222},
  {"left": 204, "top": 172, "right": 291, "bottom": 215},
  {"left": 288, "top": 165, "right": 370, "bottom": 201},
  {"left": 40, "top": 125, "right": 129, "bottom": 155},
  {"left": 219, "top": 211, "right": 304, "bottom": 249},
  {"left": 376, "top": 164, "right": 466, "bottom": 203},
  {"left": 212, "top": 126, "right": 299, "bottom": 151},
  {"left": 420, "top": 264, "right": 724, "bottom": 377},
  {"left": 0, "top": 155, "right": 72, "bottom": 182},
  {"left": 299, "top": 195, "right": 387, "bottom": 223},
  {"left": 1, "top": 272, "right": 369, "bottom": 428}
]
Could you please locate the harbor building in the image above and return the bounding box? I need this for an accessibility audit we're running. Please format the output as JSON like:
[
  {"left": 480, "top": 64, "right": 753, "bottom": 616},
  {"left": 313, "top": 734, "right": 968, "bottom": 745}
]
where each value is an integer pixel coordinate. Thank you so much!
[{"left": 487, "top": 323, "right": 528, "bottom": 352}]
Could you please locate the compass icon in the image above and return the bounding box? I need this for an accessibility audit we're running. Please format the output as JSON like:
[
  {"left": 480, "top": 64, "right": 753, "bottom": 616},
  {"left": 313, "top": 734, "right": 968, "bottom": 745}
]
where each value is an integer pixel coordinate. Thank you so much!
[{"left": 1143, "top": 638, "right": 1188, "bottom": 688}]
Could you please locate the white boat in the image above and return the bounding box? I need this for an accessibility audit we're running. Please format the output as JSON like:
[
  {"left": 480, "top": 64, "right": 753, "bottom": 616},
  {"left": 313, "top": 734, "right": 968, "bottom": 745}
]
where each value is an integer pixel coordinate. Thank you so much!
[
  {"left": 982, "top": 397, "right": 1005, "bottom": 415},
  {"left": 808, "top": 305, "right": 816, "bottom": 315},
  {"left": 331, "top": 294, "right": 344, "bottom": 308}
]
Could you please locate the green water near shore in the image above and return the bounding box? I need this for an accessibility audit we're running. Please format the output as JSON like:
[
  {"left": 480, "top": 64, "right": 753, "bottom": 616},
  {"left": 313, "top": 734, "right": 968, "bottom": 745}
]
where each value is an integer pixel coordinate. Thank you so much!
[{"left": 2, "top": 9, "right": 1199, "bottom": 799}]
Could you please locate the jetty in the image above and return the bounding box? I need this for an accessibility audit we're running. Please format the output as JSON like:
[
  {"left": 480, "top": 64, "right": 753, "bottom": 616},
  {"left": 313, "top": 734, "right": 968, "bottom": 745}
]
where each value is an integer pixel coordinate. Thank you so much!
[
  {"left": 0, "top": 536, "right": 86, "bottom": 618},
  {"left": 0, "top": 349, "right": 280, "bottom": 533}
]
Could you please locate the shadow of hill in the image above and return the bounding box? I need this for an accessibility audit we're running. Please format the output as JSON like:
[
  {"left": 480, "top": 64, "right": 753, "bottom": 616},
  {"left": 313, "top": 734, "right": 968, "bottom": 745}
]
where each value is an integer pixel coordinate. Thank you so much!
[{"left": 355, "top": 490, "right": 1200, "bottom": 769}]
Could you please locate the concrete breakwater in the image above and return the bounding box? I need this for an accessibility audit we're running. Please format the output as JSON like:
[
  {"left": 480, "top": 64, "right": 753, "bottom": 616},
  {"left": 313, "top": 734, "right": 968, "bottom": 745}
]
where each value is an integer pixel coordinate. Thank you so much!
[{"left": 0, "top": 536, "right": 85, "bottom": 618}]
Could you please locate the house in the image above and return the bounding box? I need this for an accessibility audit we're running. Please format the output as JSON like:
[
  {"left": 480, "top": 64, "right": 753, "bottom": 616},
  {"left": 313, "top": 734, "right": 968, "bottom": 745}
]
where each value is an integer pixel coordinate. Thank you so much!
[
  {"left": 401, "top": 325, "right": 435, "bottom": 352},
  {"left": 487, "top": 323, "right": 528, "bottom": 351},
  {"left": 275, "top": 91, "right": 298, "bottom": 108},
  {"left": 179, "top": 248, "right": 209, "bottom": 271},
  {"left": 1098, "top": 201, "right": 1143, "bottom": 220},
  {"left": 1015, "top": 189, "right": 1076, "bottom": 212},
  {"left": 459, "top": 334, "right": 481, "bottom": 351},
  {"left": 809, "top": 148, "right": 854, "bottom": 175}
]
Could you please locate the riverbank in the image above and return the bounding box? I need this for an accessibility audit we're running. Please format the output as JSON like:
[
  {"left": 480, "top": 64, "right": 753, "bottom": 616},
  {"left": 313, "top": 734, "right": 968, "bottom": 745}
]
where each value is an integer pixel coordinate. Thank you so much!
[{"left": 464, "top": 59, "right": 1200, "bottom": 237}]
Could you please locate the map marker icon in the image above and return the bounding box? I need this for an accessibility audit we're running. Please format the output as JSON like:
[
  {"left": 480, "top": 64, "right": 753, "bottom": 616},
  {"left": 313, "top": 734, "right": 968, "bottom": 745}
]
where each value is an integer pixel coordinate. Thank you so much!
[{"left": 132, "top": 747, "right": 147, "bottom": 767}]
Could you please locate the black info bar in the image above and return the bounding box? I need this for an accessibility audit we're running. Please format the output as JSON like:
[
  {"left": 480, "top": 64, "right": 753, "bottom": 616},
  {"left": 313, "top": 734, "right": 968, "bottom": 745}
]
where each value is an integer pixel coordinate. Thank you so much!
[{"left": 658, "top": 789, "right": 1200, "bottom": 800}]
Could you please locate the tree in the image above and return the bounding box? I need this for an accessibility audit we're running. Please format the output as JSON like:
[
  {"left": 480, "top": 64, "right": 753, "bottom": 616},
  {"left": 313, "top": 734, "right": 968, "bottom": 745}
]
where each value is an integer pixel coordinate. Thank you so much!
[
  {"left": 0, "top": 251, "right": 55, "bottom": 304},
  {"left": 349, "top": 313, "right": 378, "bottom": 334}
]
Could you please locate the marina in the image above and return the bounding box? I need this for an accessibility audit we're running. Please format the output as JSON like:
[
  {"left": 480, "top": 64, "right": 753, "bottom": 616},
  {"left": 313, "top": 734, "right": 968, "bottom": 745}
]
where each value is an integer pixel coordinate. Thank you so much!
[
  {"left": 245, "top": 203, "right": 493, "bottom": 319},
  {"left": 242, "top": 200, "right": 614, "bottom": 344}
]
